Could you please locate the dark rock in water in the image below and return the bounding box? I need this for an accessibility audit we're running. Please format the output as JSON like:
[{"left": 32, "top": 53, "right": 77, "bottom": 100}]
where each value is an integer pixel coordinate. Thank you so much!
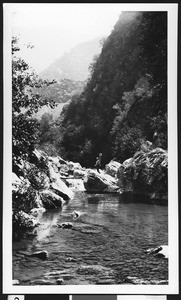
[
  {"left": 30, "top": 250, "right": 49, "bottom": 260},
  {"left": 84, "top": 170, "right": 119, "bottom": 193},
  {"left": 66, "top": 257, "right": 77, "bottom": 262},
  {"left": 56, "top": 278, "right": 64, "bottom": 285},
  {"left": 117, "top": 147, "right": 168, "bottom": 201},
  {"left": 59, "top": 222, "right": 73, "bottom": 229}
]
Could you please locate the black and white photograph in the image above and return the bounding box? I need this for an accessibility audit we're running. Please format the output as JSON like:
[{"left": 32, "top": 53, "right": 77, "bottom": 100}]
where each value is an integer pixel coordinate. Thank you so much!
[{"left": 3, "top": 3, "right": 178, "bottom": 294}]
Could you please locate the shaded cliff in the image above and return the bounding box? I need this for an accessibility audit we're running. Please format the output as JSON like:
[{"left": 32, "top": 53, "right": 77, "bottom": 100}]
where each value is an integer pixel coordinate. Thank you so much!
[{"left": 60, "top": 12, "right": 167, "bottom": 167}]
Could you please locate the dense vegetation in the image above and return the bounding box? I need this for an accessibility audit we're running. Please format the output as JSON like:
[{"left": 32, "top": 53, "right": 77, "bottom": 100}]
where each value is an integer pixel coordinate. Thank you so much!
[
  {"left": 35, "top": 79, "right": 85, "bottom": 104},
  {"left": 13, "top": 11, "right": 167, "bottom": 170},
  {"left": 12, "top": 37, "right": 55, "bottom": 170},
  {"left": 58, "top": 12, "right": 167, "bottom": 167}
]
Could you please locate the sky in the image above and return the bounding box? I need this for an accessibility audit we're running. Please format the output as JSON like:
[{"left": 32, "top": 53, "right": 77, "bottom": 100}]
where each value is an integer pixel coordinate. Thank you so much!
[{"left": 8, "top": 3, "right": 123, "bottom": 73}]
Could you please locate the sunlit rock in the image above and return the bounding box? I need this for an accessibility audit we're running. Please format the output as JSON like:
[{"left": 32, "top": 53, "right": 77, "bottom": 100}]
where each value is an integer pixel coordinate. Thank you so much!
[
  {"left": 30, "top": 250, "right": 49, "bottom": 260},
  {"left": 84, "top": 170, "right": 119, "bottom": 193},
  {"left": 117, "top": 147, "right": 168, "bottom": 200},
  {"left": 105, "top": 160, "right": 121, "bottom": 177},
  {"left": 48, "top": 164, "right": 74, "bottom": 199},
  {"left": 40, "top": 189, "right": 64, "bottom": 209},
  {"left": 59, "top": 222, "right": 73, "bottom": 229}
]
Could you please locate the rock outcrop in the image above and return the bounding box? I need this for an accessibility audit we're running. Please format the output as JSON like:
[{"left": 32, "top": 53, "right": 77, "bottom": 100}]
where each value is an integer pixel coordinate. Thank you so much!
[
  {"left": 83, "top": 170, "right": 119, "bottom": 193},
  {"left": 105, "top": 160, "right": 121, "bottom": 177},
  {"left": 40, "top": 190, "right": 65, "bottom": 209},
  {"left": 12, "top": 149, "right": 74, "bottom": 236},
  {"left": 117, "top": 147, "right": 168, "bottom": 200}
]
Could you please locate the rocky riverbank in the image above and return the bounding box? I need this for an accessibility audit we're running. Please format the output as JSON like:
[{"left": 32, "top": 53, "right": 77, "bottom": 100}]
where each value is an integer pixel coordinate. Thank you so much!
[{"left": 12, "top": 142, "right": 168, "bottom": 238}]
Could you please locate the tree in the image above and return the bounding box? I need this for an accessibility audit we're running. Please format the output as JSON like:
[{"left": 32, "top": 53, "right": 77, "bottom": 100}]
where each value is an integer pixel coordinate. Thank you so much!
[{"left": 12, "top": 37, "right": 55, "bottom": 167}]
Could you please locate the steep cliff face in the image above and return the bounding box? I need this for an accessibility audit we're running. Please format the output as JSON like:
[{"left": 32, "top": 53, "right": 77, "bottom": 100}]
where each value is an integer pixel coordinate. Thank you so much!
[{"left": 60, "top": 12, "right": 167, "bottom": 167}]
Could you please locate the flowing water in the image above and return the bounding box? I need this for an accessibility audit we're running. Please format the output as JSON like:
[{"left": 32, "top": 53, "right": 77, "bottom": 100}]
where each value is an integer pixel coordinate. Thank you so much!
[{"left": 13, "top": 191, "right": 168, "bottom": 285}]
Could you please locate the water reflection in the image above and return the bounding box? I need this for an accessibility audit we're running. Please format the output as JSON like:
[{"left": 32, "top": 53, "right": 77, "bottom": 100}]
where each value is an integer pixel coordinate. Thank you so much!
[
  {"left": 119, "top": 192, "right": 168, "bottom": 206},
  {"left": 13, "top": 190, "right": 168, "bottom": 285}
]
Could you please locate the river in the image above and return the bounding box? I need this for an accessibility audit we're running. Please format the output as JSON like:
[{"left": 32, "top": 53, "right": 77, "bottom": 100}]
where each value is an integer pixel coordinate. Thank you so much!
[{"left": 13, "top": 191, "right": 168, "bottom": 285}]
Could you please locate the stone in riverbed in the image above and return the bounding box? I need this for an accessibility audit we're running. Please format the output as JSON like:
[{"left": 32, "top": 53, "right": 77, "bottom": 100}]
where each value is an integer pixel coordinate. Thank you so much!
[
  {"left": 56, "top": 278, "right": 64, "bottom": 285},
  {"left": 30, "top": 250, "right": 49, "bottom": 260},
  {"left": 66, "top": 257, "right": 77, "bottom": 262},
  {"left": 83, "top": 170, "right": 119, "bottom": 193},
  {"left": 58, "top": 222, "right": 73, "bottom": 229}
]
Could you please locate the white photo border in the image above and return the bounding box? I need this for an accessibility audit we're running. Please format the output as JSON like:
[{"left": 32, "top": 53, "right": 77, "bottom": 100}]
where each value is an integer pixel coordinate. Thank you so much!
[{"left": 3, "top": 3, "right": 179, "bottom": 294}]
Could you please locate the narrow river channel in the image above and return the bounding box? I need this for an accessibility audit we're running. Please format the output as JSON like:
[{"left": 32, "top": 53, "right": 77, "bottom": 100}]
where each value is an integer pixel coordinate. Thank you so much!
[{"left": 13, "top": 191, "right": 168, "bottom": 285}]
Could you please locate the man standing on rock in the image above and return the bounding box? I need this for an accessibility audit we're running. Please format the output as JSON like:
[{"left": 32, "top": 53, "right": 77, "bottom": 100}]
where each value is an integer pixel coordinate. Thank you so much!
[{"left": 95, "top": 153, "right": 102, "bottom": 173}]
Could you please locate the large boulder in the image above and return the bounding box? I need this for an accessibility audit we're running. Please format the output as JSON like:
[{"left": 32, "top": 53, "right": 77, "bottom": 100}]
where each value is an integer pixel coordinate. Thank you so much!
[
  {"left": 50, "top": 179, "right": 74, "bottom": 200},
  {"left": 83, "top": 170, "right": 119, "bottom": 193},
  {"left": 117, "top": 147, "right": 168, "bottom": 200},
  {"left": 49, "top": 165, "right": 74, "bottom": 200},
  {"left": 105, "top": 160, "right": 121, "bottom": 177},
  {"left": 40, "top": 190, "right": 65, "bottom": 209}
]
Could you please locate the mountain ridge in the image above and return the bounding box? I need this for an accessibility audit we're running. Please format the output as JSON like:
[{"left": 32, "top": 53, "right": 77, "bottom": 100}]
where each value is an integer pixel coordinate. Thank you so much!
[{"left": 39, "top": 36, "right": 105, "bottom": 82}]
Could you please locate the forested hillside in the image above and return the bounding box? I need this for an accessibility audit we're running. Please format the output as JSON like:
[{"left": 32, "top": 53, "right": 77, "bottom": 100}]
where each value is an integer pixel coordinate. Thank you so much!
[
  {"left": 59, "top": 11, "right": 167, "bottom": 167},
  {"left": 34, "top": 79, "right": 85, "bottom": 120}
]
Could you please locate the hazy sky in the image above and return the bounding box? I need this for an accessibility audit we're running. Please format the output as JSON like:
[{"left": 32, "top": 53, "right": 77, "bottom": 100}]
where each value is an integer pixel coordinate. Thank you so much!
[{"left": 9, "top": 3, "right": 123, "bottom": 73}]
